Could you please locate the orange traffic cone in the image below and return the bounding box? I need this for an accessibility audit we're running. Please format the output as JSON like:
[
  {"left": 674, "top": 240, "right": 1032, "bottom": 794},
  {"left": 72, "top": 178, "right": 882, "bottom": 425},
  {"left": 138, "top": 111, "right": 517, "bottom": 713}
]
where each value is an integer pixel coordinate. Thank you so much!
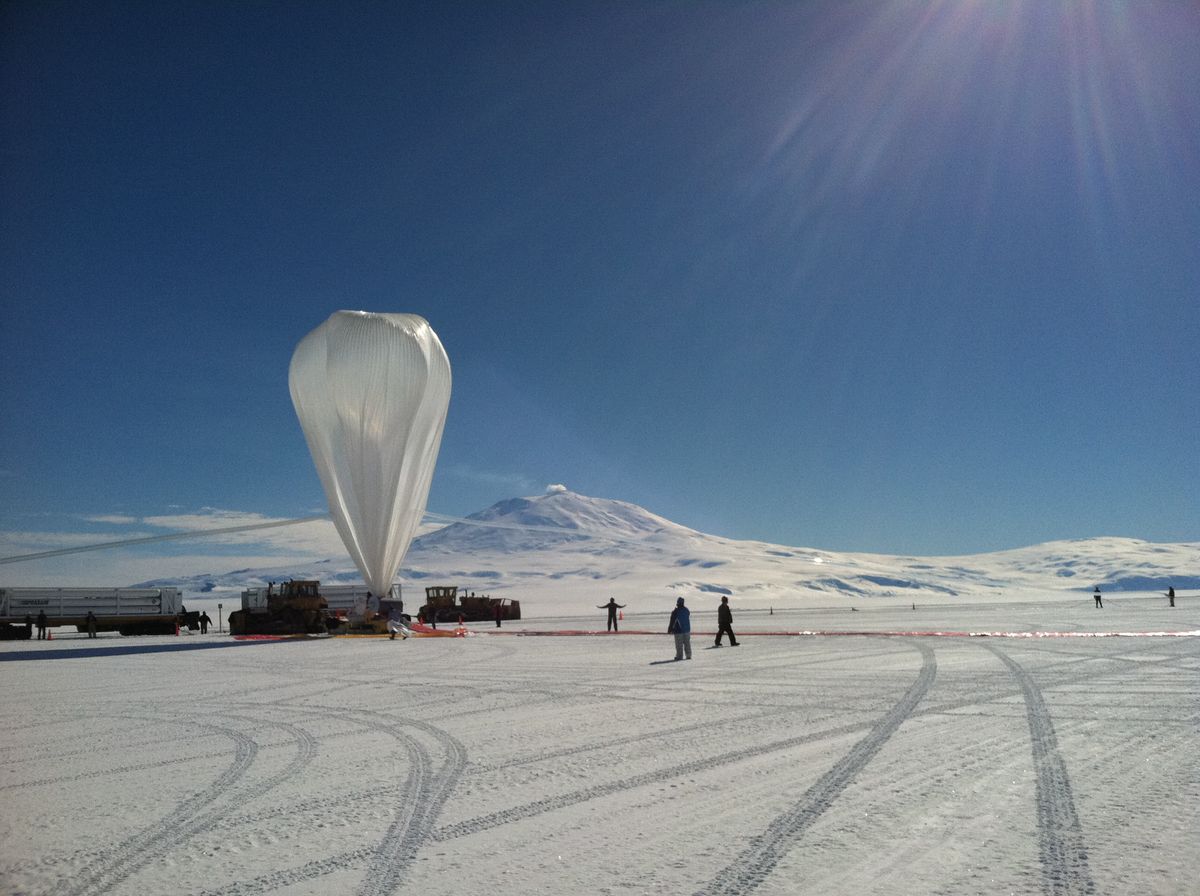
[
  {"left": 175, "top": 621, "right": 180, "bottom": 636},
  {"left": 48, "top": 630, "right": 52, "bottom": 640},
  {"left": 618, "top": 610, "right": 623, "bottom": 620}
]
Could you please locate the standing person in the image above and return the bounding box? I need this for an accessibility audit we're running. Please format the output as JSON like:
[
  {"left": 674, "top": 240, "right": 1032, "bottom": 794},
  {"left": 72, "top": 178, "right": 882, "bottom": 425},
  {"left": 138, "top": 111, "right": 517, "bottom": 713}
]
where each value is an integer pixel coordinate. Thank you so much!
[
  {"left": 1093, "top": 586, "right": 1103, "bottom": 608},
  {"left": 36, "top": 610, "right": 47, "bottom": 640},
  {"left": 198, "top": 611, "right": 212, "bottom": 634},
  {"left": 668, "top": 597, "right": 692, "bottom": 661},
  {"left": 598, "top": 598, "right": 626, "bottom": 632},
  {"left": 715, "top": 596, "right": 739, "bottom": 647},
  {"left": 494, "top": 601, "right": 503, "bottom": 628},
  {"left": 1167, "top": 586, "right": 1175, "bottom": 607},
  {"left": 85, "top": 611, "right": 98, "bottom": 639}
]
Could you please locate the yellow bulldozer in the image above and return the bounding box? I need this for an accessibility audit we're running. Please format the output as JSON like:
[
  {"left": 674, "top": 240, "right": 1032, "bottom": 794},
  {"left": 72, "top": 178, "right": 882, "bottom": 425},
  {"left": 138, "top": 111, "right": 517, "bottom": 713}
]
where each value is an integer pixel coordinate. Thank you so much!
[{"left": 227, "top": 580, "right": 328, "bottom": 636}]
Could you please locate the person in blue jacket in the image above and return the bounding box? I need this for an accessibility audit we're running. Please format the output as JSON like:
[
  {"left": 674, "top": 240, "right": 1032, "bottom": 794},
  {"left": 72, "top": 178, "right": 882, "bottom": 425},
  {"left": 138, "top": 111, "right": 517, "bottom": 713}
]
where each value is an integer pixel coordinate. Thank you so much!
[{"left": 668, "top": 597, "right": 692, "bottom": 660}]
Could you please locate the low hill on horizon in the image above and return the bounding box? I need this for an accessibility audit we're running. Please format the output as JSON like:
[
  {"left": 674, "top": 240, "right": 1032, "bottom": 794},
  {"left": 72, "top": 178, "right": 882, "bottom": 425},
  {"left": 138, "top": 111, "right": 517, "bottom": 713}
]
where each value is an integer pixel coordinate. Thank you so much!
[{"left": 136, "top": 489, "right": 1199, "bottom": 611}]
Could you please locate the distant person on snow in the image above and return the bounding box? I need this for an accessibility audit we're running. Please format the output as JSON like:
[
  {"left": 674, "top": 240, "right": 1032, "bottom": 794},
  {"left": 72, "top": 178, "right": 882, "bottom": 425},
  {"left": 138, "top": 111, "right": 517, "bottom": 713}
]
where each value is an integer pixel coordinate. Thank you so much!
[
  {"left": 1093, "top": 587, "right": 1103, "bottom": 609},
  {"left": 1167, "top": 586, "right": 1175, "bottom": 607},
  {"left": 715, "top": 595, "right": 738, "bottom": 647},
  {"left": 36, "top": 610, "right": 48, "bottom": 640},
  {"left": 598, "top": 598, "right": 626, "bottom": 632},
  {"left": 85, "top": 611, "right": 98, "bottom": 639},
  {"left": 494, "top": 601, "right": 503, "bottom": 628},
  {"left": 668, "top": 597, "right": 692, "bottom": 660},
  {"left": 198, "top": 611, "right": 212, "bottom": 634}
]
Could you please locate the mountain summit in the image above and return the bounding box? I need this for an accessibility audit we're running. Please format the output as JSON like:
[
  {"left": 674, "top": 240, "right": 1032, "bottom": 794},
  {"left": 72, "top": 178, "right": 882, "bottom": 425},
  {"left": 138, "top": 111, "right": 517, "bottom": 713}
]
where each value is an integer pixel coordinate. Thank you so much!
[{"left": 413, "top": 487, "right": 700, "bottom": 554}]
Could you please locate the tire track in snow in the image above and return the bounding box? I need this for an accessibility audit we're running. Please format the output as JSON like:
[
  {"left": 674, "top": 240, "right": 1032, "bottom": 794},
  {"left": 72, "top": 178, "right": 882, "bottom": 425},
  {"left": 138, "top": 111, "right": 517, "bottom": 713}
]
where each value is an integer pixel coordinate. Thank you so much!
[
  {"left": 60, "top": 717, "right": 259, "bottom": 896},
  {"left": 436, "top": 643, "right": 936, "bottom": 846},
  {"left": 695, "top": 640, "right": 937, "bottom": 896},
  {"left": 215, "top": 688, "right": 969, "bottom": 844},
  {"left": 981, "top": 642, "right": 1095, "bottom": 896},
  {"left": 468, "top": 705, "right": 788, "bottom": 773},
  {"left": 198, "top": 710, "right": 466, "bottom": 896},
  {"left": 62, "top": 714, "right": 319, "bottom": 896},
  {"left": 433, "top": 717, "right": 872, "bottom": 842},
  {"left": 356, "top": 716, "right": 467, "bottom": 896}
]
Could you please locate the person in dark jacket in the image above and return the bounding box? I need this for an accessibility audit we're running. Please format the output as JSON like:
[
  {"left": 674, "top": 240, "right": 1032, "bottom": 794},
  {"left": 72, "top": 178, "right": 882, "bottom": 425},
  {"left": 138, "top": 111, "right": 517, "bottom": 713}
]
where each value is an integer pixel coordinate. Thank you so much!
[
  {"left": 85, "top": 611, "right": 98, "bottom": 639},
  {"left": 715, "top": 595, "right": 738, "bottom": 647},
  {"left": 668, "top": 597, "right": 692, "bottom": 660},
  {"left": 1167, "top": 586, "right": 1175, "bottom": 607},
  {"left": 1093, "top": 586, "right": 1103, "bottom": 608},
  {"left": 198, "top": 612, "right": 212, "bottom": 634},
  {"left": 598, "top": 598, "right": 626, "bottom": 632},
  {"left": 36, "top": 609, "right": 48, "bottom": 640}
]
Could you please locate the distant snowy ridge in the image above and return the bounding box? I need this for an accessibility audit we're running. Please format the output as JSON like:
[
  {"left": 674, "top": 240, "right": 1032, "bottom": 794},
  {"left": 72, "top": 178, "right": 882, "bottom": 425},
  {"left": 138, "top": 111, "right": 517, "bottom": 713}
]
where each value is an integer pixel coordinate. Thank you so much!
[{"left": 135, "top": 489, "right": 1199, "bottom": 610}]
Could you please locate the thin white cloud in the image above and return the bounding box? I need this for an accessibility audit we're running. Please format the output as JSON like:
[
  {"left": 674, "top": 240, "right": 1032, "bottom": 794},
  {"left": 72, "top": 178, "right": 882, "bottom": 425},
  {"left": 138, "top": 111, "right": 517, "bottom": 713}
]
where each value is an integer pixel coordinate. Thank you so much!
[
  {"left": 0, "top": 505, "right": 460, "bottom": 587},
  {"left": 5, "top": 551, "right": 332, "bottom": 589},
  {"left": 443, "top": 464, "right": 539, "bottom": 495},
  {"left": 1, "top": 529, "right": 150, "bottom": 553},
  {"left": 1, "top": 508, "right": 346, "bottom": 568},
  {"left": 137, "top": 510, "right": 345, "bottom": 556},
  {"left": 81, "top": 514, "right": 141, "bottom": 525},
  {"left": 143, "top": 508, "right": 288, "bottom": 530}
]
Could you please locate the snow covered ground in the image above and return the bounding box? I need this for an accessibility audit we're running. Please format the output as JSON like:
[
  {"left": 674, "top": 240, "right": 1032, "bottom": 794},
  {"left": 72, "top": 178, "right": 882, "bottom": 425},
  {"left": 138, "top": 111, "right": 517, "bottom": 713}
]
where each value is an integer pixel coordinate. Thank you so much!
[{"left": 2, "top": 595, "right": 1196, "bottom": 896}]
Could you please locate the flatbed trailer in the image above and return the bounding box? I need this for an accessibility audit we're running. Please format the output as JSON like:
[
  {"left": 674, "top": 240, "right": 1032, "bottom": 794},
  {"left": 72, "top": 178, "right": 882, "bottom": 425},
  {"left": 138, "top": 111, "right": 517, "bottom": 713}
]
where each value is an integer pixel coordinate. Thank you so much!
[{"left": 0, "top": 587, "right": 195, "bottom": 637}]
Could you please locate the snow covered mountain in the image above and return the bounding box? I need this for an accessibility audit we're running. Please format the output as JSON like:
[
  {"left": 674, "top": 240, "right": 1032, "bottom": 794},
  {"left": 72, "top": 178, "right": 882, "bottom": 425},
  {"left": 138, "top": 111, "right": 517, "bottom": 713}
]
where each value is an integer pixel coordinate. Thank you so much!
[{"left": 139, "top": 488, "right": 1199, "bottom": 613}]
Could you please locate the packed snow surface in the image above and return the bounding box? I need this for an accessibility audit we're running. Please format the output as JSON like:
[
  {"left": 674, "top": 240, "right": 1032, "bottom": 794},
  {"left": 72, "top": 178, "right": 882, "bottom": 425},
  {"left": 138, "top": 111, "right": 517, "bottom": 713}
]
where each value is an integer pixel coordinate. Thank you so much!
[
  {"left": 5, "top": 490, "right": 1197, "bottom": 894},
  {"left": 2, "top": 597, "right": 1197, "bottom": 896}
]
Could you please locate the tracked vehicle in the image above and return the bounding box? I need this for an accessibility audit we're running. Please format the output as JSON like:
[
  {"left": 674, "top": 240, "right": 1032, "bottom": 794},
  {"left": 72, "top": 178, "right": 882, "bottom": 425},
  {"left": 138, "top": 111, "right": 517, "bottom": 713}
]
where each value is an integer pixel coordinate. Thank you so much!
[
  {"left": 227, "top": 580, "right": 328, "bottom": 636},
  {"left": 419, "top": 585, "right": 520, "bottom": 624}
]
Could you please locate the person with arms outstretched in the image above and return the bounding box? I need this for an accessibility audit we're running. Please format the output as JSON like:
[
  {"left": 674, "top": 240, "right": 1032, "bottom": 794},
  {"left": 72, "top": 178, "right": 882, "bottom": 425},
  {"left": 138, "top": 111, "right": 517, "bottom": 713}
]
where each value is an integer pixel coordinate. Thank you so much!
[{"left": 598, "top": 597, "right": 626, "bottom": 632}]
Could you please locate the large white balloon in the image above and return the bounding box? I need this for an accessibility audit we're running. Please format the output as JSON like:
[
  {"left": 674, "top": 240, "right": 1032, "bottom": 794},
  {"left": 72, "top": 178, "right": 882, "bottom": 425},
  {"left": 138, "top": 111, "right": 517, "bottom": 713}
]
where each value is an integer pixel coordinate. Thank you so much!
[{"left": 289, "top": 311, "right": 451, "bottom": 597}]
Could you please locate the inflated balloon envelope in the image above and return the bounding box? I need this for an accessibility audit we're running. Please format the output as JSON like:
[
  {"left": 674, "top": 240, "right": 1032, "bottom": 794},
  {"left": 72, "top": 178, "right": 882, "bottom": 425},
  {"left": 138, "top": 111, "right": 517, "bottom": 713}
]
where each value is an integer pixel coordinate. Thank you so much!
[{"left": 289, "top": 311, "right": 452, "bottom": 597}]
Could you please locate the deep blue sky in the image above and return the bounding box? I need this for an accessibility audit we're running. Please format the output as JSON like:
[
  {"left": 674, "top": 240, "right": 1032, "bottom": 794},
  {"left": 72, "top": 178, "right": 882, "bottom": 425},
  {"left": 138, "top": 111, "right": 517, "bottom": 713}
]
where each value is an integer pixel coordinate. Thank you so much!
[{"left": 2, "top": 1, "right": 1198, "bottom": 567}]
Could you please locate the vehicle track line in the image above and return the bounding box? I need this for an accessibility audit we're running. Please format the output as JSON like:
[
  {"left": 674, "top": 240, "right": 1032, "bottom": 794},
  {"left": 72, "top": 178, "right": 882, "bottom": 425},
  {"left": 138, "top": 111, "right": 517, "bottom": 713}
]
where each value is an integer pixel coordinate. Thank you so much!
[
  {"left": 63, "top": 713, "right": 320, "bottom": 896},
  {"left": 694, "top": 640, "right": 936, "bottom": 896},
  {"left": 60, "top": 717, "right": 259, "bottom": 896},
  {"left": 436, "top": 642, "right": 936, "bottom": 849},
  {"left": 355, "top": 715, "right": 467, "bottom": 896},
  {"left": 197, "top": 711, "right": 466, "bottom": 896},
  {"left": 981, "top": 642, "right": 1095, "bottom": 896}
]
